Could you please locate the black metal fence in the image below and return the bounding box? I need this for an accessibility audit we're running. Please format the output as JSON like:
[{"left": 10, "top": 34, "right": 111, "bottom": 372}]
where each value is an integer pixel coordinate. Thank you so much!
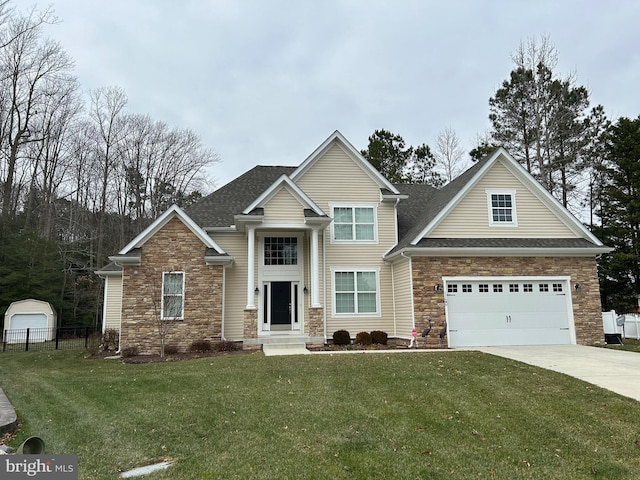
[{"left": 1, "top": 326, "right": 102, "bottom": 352}]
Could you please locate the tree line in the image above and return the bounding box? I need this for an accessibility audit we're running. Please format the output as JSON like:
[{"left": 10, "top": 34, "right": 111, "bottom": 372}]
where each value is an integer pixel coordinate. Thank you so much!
[
  {"left": 360, "top": 36, "right": 639, "bottom": 314},
  {"left": 0, "top": 2, "right": 217, "bottom": 327},
  {"left": 0, "top": 3, "right": 635, "bottom": 329}
]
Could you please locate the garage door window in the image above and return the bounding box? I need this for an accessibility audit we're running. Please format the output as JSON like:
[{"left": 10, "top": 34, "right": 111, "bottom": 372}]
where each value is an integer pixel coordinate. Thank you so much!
[
  {"left": 493, "top": 284, "right": 503, "bottom": 293},
  {"left": 448, "top": 284, "right": 458, "bottom": 293},
  {"left": 509, "top": 284, "right": 519, "bottom": 292},
  {"left": 553, "top": 283, "right": 563, "bottom": 292},
  {"left": 539, "top": 284, "right": 549, "bottom": 292},
  {"left": 462, "top": 284, "right": 472, "bottom": 293},
  {"left": 479, "top": 284, "right": 489, "bottom": 293},
  {"left": 523, "top": 283, "right": 533, "bottom": 292}
]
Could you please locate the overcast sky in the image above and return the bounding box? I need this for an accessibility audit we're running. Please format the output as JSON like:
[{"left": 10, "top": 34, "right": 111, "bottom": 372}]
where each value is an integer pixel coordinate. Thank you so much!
[{"left": 39, "top": 0, "right": 640, "bottom": 190}]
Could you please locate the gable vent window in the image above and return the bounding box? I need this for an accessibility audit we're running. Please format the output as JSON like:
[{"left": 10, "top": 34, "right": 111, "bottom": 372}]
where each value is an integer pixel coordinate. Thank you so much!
[{"left": 486, "top": 190, "right": 517, "bottom": 226}]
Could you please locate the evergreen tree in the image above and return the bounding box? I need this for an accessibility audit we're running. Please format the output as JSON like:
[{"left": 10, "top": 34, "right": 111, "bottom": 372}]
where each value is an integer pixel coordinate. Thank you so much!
[
  {"left": 361, "top": 129, "right": 443, "bottom": 186},
  {"left": 594, "top": 116, "right": 640, "bottom": 312}
]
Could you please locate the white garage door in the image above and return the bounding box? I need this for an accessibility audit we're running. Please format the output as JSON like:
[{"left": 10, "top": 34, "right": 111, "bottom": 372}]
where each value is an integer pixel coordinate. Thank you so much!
[
  {"left": 10, "top": 313, "right": 48, "bottom": 330},
  {"left": 445, "top": 279, "right": 573, "bottom": 347},
  {"left": 6, "top": 313, "right": 49, "bottom": 343}
]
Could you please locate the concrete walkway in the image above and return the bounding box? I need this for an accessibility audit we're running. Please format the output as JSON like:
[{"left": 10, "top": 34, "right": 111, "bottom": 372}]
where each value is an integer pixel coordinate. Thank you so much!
[
  {"left": 475, "top": 345, "right": 640, "bottom": 402},
  {"left": 0, "top": 387, "right": 18, "bottom": 434}
]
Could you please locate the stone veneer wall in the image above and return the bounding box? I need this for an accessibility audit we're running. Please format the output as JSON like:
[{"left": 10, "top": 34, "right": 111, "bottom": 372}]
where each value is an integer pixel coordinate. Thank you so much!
[
  {"left": 120, "top": 217, "right": 223, "bottom": 355},
  {"left": 306, "top": 307, "right": 324, "bottom": 342},
  {"left": 411, "top": 256, "right": 603, "bottom": 347}
]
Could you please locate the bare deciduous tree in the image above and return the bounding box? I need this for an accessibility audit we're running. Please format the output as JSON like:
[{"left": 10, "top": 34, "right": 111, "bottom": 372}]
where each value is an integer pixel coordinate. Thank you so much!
[{"left": 434, "top": 127, "right": 468, "bottom": 182}]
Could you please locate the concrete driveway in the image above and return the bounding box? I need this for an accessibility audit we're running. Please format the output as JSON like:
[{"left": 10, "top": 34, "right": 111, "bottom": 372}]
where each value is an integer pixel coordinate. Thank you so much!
[{"left": 475, "top": 345, "right": 640, "bottom": 402}]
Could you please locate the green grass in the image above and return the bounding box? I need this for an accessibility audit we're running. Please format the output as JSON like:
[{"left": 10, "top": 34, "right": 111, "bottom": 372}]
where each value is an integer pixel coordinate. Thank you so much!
[
  {"left": 1, "top": 350, "right": 640, "bottom": 479},
  {"left": 603, "top": 338, "right": 640, "bottom": 353}
]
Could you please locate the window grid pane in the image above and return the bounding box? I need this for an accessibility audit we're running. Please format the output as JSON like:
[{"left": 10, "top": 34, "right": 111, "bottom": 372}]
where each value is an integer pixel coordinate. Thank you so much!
[
  {"left": 335, "top": 270, "right": 377, "bottom": 314},
  {"left": 162, "top": 272, "right": 184, "bottom": 319},
  {"left": 491, "top": 194, "right": 513, "bottom": 222},
  {"left": 264, "top": 237, "right": 298, "bottom": 265},
  {"left": 333, "top": 206, "right": 374, "bottom": 241}
]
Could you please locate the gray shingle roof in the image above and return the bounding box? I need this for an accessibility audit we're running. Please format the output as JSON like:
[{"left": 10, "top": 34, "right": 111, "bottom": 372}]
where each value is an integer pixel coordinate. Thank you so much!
[
  {"left": 395, "top": 154, "right": 491, "bottom": 248},
  {"left": 413, "top": 238, "right": 602, "bottom": 249},
  {"left": 186, "top": 166, "right": 296, "bottom": 228}
]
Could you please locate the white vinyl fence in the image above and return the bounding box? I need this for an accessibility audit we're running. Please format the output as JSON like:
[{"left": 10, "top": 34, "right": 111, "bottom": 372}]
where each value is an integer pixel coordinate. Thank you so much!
[{"left": 602, "top": 311, "right": 640, "bottom": 340}]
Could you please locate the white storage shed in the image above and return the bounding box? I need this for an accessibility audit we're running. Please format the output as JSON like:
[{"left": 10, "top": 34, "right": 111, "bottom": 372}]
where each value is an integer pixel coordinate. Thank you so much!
[{"left": 3, "top": 299, "right": 57, "bottom": 343}]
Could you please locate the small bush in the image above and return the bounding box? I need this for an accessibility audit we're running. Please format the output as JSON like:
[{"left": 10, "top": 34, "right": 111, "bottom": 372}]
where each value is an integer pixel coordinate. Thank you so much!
[
  {"left": 332, "top": 329, "right": 351, "bottom": 345},
  {"left": 189, "top": 340, "right": 212, "bottom": 353},
  {"left": 214, "top": 340, "right": 241, "bottom": 352},
  {"left": 354, "top": 331, "right": 372, "bottom": 345},
  {"left": 121, "top": 346, "right": 139, "bottom": 358},
  {"left": 164, "top": 344, "right": 179, "bottom": 355},
  {"left": 86, "top": 333, "right": 102, "bottom": 355},
  {"left": 102, "top": 329, "right": 119, "bottom": 351},
  {"left": 370, "top": 330, "right": 388, "bottom": 345}
]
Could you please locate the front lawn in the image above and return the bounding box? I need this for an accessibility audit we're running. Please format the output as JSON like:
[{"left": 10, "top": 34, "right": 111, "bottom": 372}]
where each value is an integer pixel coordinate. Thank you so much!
[{"left": 1, "top": 350, "right": 639, "bottom": 479}]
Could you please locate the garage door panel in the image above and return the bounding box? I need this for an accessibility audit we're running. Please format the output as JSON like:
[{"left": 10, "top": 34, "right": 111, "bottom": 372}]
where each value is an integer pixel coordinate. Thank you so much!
[{"left": 446, "top": 278, "right": 573, "bottom": 348}]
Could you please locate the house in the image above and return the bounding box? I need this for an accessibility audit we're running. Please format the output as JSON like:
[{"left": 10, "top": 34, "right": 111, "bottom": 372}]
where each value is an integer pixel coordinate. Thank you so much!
[{"left": 96, "top": 131, "right": 610, "bottom": 354}]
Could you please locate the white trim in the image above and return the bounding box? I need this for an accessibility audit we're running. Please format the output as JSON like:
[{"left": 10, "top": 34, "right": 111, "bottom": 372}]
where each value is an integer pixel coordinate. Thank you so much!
[
  {"left": 161, "top": 271, "right": 185, "bottom": 320},
  {"left": 410, "top": 148, "right": 605, "bottom": 246},
  {"left": 486, "top": 188, "right": 518, "bottom": 227},
  {"left": 330, "top": 267, "right": 381, "bottom": 318},
  {"left": 119, "top": 204, "right": 226, "bottom": 255},
  {"left": 390, "top": 246, "right": 611, "bottom": 258},
  {"left": 329, "top": 203, "right": 378, "bottom": 244},
  {"left": 243, "top": 175, "right": 325, "bottom": 216},
  {"left": 290, "top": 130, "right": 400, "bottom": 195}
]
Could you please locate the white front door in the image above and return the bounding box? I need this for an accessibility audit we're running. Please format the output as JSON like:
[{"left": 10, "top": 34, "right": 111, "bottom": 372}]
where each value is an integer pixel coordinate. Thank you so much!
[{"left": 445, "top": 278, "right": 574, "bottom": 347}]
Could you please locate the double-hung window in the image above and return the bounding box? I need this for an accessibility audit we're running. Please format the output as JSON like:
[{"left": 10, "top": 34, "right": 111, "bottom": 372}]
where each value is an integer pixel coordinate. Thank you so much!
[
  {"left": 162, "top": 272, "right": 184, "bottom": 319},
  {"left": 332, "top": 205, "right": 376, "bottom": 242},
  {"left": 486, "top": 189, "right": 517, "bottom": 226},
  {"left": 334, "top": 270, "right": 378, "bottom": 315}
]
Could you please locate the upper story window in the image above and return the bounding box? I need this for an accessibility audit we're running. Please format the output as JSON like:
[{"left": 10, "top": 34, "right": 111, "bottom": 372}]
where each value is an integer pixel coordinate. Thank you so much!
[
  {"left": 162, "top": 272, "right": 184, "bottom": 320},
  {"left": 264, "top": 237, "right": 297, "bottom": 265},
  {"left": 331, "top": 205, "right": 377, "bottom": 242},
  {"left": 486, "top": 189, "right": 517, "bottom": 227}
]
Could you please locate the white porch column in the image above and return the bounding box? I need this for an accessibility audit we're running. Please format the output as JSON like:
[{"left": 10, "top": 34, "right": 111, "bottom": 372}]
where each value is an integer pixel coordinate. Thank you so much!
[
  {"left": 310, "top": 227, "right": 321, "bottom": 307},
  {"left": 246, "top": 226, "right": 256, "bottom": 309}
]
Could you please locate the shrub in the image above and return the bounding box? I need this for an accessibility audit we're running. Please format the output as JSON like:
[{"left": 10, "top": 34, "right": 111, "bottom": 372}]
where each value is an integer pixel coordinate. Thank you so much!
[
  {"left": 214, "top": 340, "right": 241, "bottom": 352},
  {"left": 189, "top": 340, "right": 212, "bottom": 353},
  {"left": 370, "top": 330, "right": 388, "bottom": 345},
  {"left": 164, "top": 344, "right": 179, "bottom": 355},
  {"left": 332, "top": 329, "right": 351, "bottom": 345},
  {"left": 354, "top": 331, "right": 372, "bottom": 345},
  {"left": 86, "top": 333, "right": 102, "bottom": 355},
  {"left": 121, "top": 346, "right": 139, "bottom": 358},
  {"left": 102, "top": 329, "right": 119, "bottom": 351}
]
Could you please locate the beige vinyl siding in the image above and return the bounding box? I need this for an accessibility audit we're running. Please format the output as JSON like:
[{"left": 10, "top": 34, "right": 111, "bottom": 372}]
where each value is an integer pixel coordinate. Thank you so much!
[
  {"left": 295, "top": 143, "right": 397, "bottom": 337},
  {"left": 431, "top": 159, "right": 575, "bottom": 238},
  {"left": 103, "top": 275, "right": 123, "bottom": 331},
  {"left": 263, "top": 187, "right": 306, "bottom": 223},
  {"left": 211, "top": 232, "right": 249, "bottom": 340},
  {"left": 392, "top": 257, "right": 413, "bottom": 339}
]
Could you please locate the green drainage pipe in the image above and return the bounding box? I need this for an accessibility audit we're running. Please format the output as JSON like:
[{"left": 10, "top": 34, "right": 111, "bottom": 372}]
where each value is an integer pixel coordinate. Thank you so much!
[{"left": 17, "top": 436, "right": 45, "bottom": 454}]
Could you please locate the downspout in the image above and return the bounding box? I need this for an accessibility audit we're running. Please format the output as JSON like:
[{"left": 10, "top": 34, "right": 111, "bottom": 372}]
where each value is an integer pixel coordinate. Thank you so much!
[
  {"left": 221, "top": 264, "right": 227, "bottom": 341},
  {"left": 323, "top": 228, "right": 327, "bottom": 343},
  {"left": 401, "top": 251, "right": 416, "bottom": 345}
]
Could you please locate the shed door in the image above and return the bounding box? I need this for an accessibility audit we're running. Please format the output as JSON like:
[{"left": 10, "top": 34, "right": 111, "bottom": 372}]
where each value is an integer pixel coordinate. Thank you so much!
[
  {"left": 10, "top": 313, "right": 48, "bottom": 330},
  {"left": 446, "top": 279, "right": 572, "bottom": 347}
]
